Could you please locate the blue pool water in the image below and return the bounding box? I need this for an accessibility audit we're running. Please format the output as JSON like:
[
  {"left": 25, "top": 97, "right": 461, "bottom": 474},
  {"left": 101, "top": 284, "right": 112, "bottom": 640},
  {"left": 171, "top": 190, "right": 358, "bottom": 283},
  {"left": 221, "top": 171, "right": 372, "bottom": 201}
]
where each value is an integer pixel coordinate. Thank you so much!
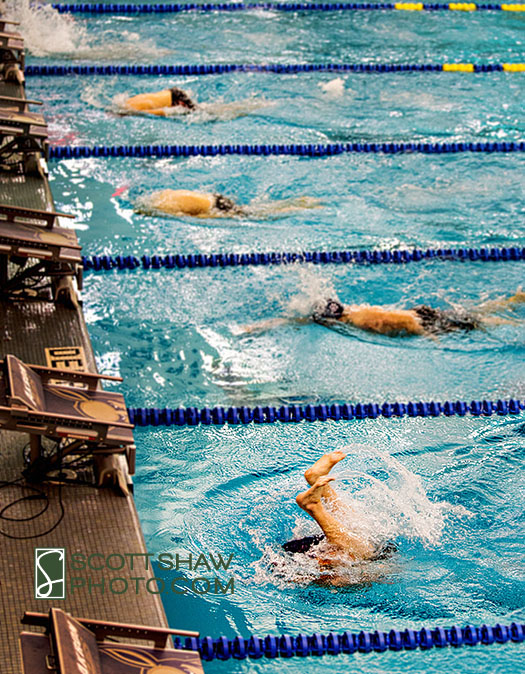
[{"left": 14, "top": 1, "right": 525, "bottom": 671}]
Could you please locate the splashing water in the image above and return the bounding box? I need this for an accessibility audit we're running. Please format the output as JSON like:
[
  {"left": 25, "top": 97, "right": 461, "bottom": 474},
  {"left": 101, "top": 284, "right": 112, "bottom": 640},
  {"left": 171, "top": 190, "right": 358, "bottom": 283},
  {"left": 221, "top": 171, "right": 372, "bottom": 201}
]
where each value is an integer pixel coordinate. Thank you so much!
[
  {"left": 6, "top": 0, "right": 168, "bottom": 59},
  {"left": 332, "top": 444, "right": 463, "bottom": 546},
  {"left": 286, "top": 268, "right": 338, "bottom": 316},
  {"left": 5, "top": 0, "right": 84, "bottom": 56},
  {"left": 319, "top": 77, "right": 346, "bottom": 99},
  {"left": 254, "top": 444, "right": 470, "bottom": 587},
  {"left": 188, "top": 97, "right": 275, "bottom": 123}
]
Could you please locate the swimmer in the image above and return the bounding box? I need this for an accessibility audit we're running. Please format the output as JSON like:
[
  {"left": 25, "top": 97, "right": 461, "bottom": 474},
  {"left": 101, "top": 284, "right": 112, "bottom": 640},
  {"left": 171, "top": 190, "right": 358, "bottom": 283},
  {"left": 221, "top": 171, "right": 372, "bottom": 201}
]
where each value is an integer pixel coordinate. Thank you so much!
[
  {"left": 124, "top": 86, "right": 196, "bottom": 116},
  {"left": 242, "top": 290, "right": 525, "bottom": 337},
  {"left": 136, "top": 189, "right": 322, "bottom": 219},
  {"left": 138, "top": 189, "right": 245, "bottom": 217},
  {"left": 284, "top": 452, "right": 395, "bottom": 567}
]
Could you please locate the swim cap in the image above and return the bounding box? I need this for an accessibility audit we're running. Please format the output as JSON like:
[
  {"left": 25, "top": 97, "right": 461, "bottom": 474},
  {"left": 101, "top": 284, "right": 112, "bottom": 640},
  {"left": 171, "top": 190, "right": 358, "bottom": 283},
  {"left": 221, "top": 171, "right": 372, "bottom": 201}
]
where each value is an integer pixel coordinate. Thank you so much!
[
  {"left": 214, "top": 193, "right": 238, "bottom": 212},
  {"left": 313, "top": 298, "right": 344, "bottom": 320},
  {"left": 170, "top": 87, "right": 196, "bottom": 110}
]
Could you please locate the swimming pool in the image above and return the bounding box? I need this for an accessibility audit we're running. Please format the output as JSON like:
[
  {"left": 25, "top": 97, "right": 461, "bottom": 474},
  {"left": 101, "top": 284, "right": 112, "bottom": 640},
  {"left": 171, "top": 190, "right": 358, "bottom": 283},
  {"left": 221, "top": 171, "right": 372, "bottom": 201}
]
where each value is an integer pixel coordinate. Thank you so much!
[{"left": 15, "top": 1, "right": 525, "bottom": 671}]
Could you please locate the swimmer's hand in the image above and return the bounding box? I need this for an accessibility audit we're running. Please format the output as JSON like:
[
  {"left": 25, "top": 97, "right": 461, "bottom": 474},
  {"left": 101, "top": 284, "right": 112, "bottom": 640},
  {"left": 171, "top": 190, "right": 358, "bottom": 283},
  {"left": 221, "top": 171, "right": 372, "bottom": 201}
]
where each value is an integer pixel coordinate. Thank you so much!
[{"left": 248, "top": 196, "right": 323, "bottom": 217}]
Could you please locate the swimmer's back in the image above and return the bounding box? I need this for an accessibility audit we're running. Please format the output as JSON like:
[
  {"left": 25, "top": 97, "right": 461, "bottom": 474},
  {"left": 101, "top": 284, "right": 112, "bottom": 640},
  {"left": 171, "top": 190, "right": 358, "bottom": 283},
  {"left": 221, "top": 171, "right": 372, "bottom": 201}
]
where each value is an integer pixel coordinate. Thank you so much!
[
  {"left": 150, "top": 189, "right": 215, "bottom": 216},
  {"left": 125, "top": 89, "right": 172, "bottom": 112}
]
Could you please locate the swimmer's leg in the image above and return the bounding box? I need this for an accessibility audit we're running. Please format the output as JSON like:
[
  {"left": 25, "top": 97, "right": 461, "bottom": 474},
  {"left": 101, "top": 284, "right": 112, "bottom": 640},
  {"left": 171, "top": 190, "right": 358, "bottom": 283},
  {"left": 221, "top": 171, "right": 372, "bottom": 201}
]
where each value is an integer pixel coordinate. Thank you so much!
[
  {"left": 304, "top": 451, "right": 346, "bottom": 505},
  {"left": 296, "top": 476, "right": 374, "bottom": 559},
  {"left": 479, "top": 315, "right": 519, "bottom": 326}
]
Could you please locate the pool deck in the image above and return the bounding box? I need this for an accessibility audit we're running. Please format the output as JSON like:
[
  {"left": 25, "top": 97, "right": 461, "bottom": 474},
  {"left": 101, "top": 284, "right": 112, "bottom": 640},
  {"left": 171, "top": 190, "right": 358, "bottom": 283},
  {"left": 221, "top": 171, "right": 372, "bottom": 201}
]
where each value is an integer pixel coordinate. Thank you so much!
[{"left": 0, "top": 37, "right": 169, "bottom": 674}]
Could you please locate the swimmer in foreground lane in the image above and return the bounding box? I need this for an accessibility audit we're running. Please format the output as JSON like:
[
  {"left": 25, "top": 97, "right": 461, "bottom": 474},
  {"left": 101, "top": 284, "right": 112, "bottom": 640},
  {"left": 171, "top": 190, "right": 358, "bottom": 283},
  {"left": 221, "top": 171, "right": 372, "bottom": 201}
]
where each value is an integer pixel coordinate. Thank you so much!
[
  {"left": 242, "top": 291, "right": 525, "bottom": 337},
  {"left": 124, "top": 87, "right": 196, "bottom": 116},
  {"left": 284, "top": 452, "right": 395, "bottom": 567},
  {"left": 136, "top": 189, "right": 322, "bottom": 218}
]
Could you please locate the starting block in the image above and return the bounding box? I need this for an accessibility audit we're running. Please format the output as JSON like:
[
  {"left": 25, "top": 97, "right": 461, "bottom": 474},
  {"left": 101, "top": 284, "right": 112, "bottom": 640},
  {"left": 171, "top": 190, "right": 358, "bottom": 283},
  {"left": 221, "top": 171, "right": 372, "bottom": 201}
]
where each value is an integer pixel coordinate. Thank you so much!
[
  {"left": 20, "top": 609, "right": 204, "bottom": 674},
  {"left": 0, "top": 354, "right": 136, "bottom": 479},
  {"left": 0, "top": 203, "right": 82, "bottom": 305}
]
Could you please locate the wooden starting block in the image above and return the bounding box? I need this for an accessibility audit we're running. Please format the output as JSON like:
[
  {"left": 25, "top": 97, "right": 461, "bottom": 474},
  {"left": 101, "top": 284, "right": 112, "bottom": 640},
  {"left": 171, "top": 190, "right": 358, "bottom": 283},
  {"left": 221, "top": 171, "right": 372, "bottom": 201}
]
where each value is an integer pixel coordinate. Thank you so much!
[
  {"left": 0, "top": 204, "right": 83, "bottom": 303},
  {"left": 0, "top": 203, "right": 74, "bottom": 229},
  {"left": 0, "top": 23, "right": 25, "bottom": 84},
  {"left": 0, "top": 95, "right": 43, "bottom": 112},
  {"left": 20, "top": 609, "right": 205, "bottom": 674},
  {"left": 0, "top": 108, "right": 47, "bottom": 135},
  {"left": 0, "top": 20, "right": 20, "bottom": 34},
  {"left": 0, "top": 108, "right": 49, "bottom": 171},
  {"left": 0, "top": 29, "right": 25, "bottom": 69},
  {"left": 0, "top": 355, "right": 136, "bottom": 478},
  {"left": 0, "top": 218, "right": 81, "bottom": 263}
]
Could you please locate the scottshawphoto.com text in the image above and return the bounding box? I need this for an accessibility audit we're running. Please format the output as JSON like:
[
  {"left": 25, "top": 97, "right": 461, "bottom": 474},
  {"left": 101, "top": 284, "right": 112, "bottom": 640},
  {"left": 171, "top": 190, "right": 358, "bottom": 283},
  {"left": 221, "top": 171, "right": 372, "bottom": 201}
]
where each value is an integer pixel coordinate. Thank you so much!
[{"left": 66, "top": 551, "right": 235, "bottom": 596}]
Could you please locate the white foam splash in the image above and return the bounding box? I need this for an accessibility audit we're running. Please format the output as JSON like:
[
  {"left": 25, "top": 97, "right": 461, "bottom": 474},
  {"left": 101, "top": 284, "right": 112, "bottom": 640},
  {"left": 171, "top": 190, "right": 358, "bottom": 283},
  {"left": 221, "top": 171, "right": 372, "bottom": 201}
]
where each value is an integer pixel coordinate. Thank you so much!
[
  {"left": 6, "top": 1, "right": 169, "bottom": 59},
  {"left": 253, "top": 444, "right": 470, "bottom": 587},
  {"left": 319, "top": 77, "right": 345, "bottom": 98},
  {"left": 5, "top": 0, "right": 85, "bottom": 56},
  {"left": 188, "top": 97, "right": 275, "bottom": 123},
  {"left": 286, "top": 268, "right": 338, "bottom": 316},
  {"left": 333, "top": 444, "right": 463, "bottom": 546}
]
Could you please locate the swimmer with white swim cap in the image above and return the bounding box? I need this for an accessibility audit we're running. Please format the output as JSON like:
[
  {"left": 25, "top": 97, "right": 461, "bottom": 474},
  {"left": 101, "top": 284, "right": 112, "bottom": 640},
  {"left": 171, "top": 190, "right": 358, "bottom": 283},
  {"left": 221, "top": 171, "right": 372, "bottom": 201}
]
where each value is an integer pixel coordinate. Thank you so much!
[
  {"left": 243, "top": 291, "right": 525, "bottom": 337},
  {"left": 124, "top": 87, "right": 196, "bottom": 116}
]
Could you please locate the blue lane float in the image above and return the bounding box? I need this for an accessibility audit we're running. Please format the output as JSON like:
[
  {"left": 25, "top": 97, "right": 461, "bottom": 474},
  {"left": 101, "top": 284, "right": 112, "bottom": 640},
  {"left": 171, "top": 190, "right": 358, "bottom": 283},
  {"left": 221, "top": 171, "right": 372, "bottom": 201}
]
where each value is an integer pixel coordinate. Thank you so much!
[
  {"left": 173, "top": 621, "right": 525, "bottom": 660},
  {"left": 82, "top": 246, "right": 525, "bottom": 272},
  {"left": 50, "top": 140, "right": 525, "bottom": 160},
  {"left": 25, "top": 62, "right": 521, "bottom": 76},
  {"left": 51, "top": 3, "right": 525, "bottom": 15},
  {"left": 127, "top": 398, "right": 524, "bottom": 427}
]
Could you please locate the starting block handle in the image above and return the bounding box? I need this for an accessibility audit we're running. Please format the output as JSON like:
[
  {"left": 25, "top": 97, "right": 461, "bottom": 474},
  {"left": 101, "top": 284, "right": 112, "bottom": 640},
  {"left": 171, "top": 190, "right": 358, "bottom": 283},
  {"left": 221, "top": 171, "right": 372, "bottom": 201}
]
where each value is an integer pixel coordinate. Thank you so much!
[
  {"left": 0, "top": 95, "right": 43, "bottom": 109},
  {"left": 0, "top": 203, "right": 75, "bottom": 228}
]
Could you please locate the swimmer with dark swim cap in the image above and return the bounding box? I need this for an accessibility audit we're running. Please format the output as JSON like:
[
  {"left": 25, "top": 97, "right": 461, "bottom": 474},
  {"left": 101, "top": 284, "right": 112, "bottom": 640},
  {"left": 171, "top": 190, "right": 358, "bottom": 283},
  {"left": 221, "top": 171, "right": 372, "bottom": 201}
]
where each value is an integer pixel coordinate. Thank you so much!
[
  {"left": 283, "top": 452, "right": 396, "bottom": 568},
  {"left": 138, "top": 189, "right": 322, "bottom": 219},
  {"left": 242, "top": 291, "right": 525, "bottom": 337},
  {"left": 124, "top": 86, "right": 196, "bottom": 116}
]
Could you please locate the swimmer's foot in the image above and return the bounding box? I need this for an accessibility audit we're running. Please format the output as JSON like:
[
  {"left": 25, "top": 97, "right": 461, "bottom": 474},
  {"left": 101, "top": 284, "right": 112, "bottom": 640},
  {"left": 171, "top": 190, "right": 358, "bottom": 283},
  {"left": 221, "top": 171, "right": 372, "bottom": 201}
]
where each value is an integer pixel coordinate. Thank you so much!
[
  {"left": 296, "top": 476, "right": 335, "bottom": 512},
  {"left": 507, "top": 289, "right": 525, "bottom": 305},
  {"left": 305, "top": 451, "right": 346, "bottom": 486}
]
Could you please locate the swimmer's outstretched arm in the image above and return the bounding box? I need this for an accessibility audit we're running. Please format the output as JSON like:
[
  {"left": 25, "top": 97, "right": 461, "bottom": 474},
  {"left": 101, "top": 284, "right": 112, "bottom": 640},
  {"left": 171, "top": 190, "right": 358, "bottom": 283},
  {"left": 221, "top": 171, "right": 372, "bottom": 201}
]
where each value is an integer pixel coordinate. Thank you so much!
[
  {"left": 476, "top": 288, "right": 525, "bottom": 314},
  {"left": 140, "top": 107, "right": 170, "bottom": 117},
  {"left": 240, "top": 316, "right": 310, "bottom": 334}
]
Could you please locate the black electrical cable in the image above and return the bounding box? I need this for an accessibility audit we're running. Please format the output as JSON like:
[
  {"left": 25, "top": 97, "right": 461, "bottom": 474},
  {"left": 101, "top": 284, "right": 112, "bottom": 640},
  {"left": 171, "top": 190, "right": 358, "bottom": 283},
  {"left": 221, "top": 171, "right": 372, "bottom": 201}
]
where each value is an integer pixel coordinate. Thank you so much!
[{"left": 0, "top": 444, "right": 65, "bottom": 540}]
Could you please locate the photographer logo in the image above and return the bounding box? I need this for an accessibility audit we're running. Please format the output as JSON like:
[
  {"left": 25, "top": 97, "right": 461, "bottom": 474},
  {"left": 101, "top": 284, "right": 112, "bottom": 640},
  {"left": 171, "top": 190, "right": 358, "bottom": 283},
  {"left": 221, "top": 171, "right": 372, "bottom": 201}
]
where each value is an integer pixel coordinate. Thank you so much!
[{"left": 34, "top": 548, "right": 66, "bottom": 599}]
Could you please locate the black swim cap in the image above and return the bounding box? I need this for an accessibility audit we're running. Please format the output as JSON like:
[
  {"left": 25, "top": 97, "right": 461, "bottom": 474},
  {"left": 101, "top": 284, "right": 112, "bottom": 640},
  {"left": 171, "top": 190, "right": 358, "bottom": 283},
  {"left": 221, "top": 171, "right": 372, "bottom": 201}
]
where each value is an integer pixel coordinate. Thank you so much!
[
  {"left": 313, "top": 298, "right": 344, "bottom": 320},
  {"left": 170, "top": 87, "right": 196, "bottom": 110},
  {"left": 214, "top": 193, "right": 237, "bottom": 212},
  {"left": 213, "top": 193, "right": 245, "bottom": 215}
]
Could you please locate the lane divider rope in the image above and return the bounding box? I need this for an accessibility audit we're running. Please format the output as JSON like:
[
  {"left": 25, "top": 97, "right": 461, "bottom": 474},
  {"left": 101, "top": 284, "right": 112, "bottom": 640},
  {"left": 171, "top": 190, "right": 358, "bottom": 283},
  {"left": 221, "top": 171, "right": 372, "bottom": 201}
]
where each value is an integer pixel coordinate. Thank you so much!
[
  {"left": 49, "top": 141, "right": 525, "bottom": 159},
  {"left": 25, "top": 63, "right": 525, "bottom": 76},
  {"left": 172, "top": 622, "right": 525, "bottom": 659},
  {"left": 82, "top": 246, "right": 525, "bottom": 271},
  {"left": 127, "top": 398, "right": 524, "bottom": 427},
  {"left": 52, "top": 3, "right": 525, "bottom": 14}
]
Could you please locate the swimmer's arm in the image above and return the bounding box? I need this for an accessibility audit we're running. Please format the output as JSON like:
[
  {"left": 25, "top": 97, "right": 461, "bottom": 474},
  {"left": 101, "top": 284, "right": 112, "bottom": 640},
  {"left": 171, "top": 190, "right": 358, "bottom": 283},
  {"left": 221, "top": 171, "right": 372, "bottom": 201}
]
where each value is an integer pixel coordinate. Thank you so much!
[
  {"left": 240, "top": 317, "right": 310, "bottom": 334},
  {"left": 123, "top": 103, "right": 169, "bottom": 116},
  {"left": 263, "top": 197, "right": 323, "bottom": 214},
  {"left": 143, "top": 107, "right": 170, "bottom": 117}
]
